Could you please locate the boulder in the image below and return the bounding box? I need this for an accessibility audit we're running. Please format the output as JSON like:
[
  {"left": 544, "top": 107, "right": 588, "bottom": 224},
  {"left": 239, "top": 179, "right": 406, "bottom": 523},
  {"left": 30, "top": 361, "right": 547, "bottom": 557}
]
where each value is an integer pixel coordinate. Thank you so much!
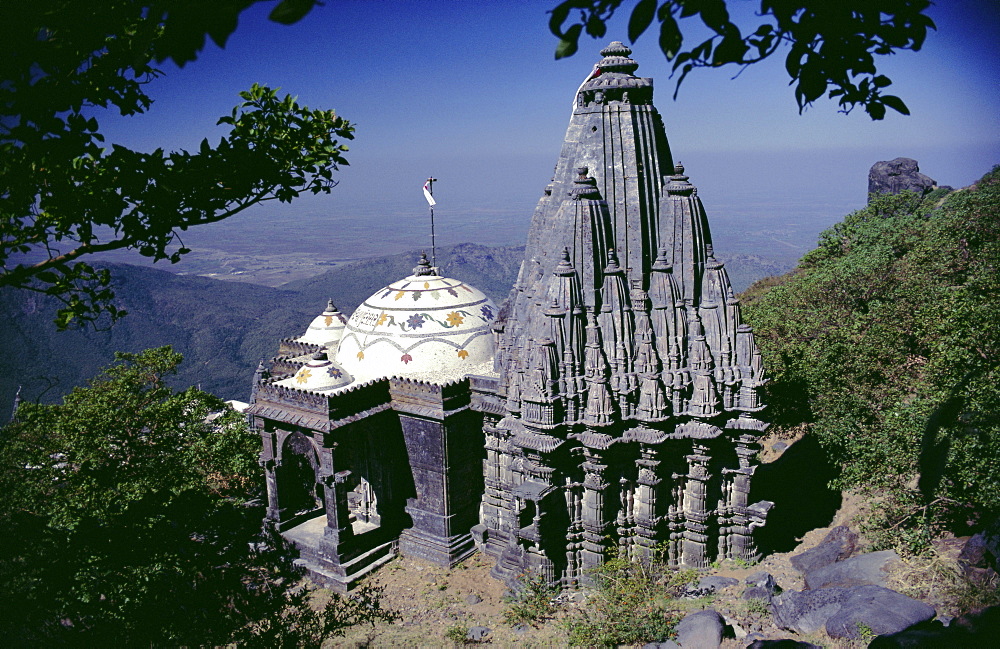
[
  {"left": 790, "top": 526, "right": 858, "bottom": 575},
  {"left": 747, "top": 641, "right": 822, "bottom": 649},
  {"left": 674, "top": 608, "right": 725, "bottom": 649},
  {"left": 958, "top": 518, "right": 1000, "bottom": 583},
  {"left": 466, "top": 626, "right": 491, "bottom": 642},
  {"left": 804, "top": 550, "right": 899, "bottom": 590},
  {"left": 745, "top": 571, "right": 779, "bottom": 593},
  {"left": 699, "top": 575, "right": 739, "bottom": 591},
  {"left": 824, "top": 585, "right": 936, "bottom": 640},
  {"left": 465, "top": 626, "right": 492, "bottom": 642},
  {"left": 867, "top": 157, "right": 937, "bottom": 201},
  {"left": 682, "top": 576, "right": 738, "bottom": 599},
  {"left": 772, "top": 587, "right": 853, "bottom": 634},
  {"left": 742, "top": 572, "right": 779, "bottom": 603},
  {"left": 868, "top": 605, "right": 1000, "bottom": 647}
]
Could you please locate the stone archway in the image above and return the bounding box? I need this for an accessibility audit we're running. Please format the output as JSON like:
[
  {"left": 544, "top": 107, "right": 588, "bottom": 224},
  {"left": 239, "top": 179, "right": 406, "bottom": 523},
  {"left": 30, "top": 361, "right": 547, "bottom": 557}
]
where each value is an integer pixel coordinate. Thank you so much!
[{"left": 276, "top": 431, "right": 324, "bottom": 525}]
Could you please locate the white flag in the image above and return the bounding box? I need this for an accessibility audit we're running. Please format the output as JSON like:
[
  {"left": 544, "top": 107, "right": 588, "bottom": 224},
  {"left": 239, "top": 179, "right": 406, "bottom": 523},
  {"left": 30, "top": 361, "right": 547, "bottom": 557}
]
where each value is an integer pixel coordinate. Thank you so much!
[{"left": 423, "top": 180, "right": 436, "bottom": 206}]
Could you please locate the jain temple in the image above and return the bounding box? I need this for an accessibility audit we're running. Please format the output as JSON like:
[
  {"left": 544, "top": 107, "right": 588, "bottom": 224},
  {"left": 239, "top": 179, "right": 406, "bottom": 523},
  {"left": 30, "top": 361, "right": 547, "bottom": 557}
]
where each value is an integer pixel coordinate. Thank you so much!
[{"left": 247, "top": 41, "right": 773, "bottom": 592}]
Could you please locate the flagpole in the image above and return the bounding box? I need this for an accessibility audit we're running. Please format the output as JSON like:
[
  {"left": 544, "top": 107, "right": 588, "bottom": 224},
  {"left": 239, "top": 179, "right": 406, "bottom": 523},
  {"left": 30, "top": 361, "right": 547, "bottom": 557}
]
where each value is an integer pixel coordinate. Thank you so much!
[{"left": 426, "top": 176, "right": 437, "bottom": 270}]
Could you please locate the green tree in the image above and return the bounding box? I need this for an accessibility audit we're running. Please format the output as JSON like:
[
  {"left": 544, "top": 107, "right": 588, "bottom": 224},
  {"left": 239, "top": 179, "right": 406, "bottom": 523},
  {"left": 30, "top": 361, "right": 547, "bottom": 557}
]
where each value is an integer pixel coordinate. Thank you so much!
[
  {"left": 548, "top": 0, "right": 934, "bottom": 118},
  {"left": 0, "top": 347, "right": 395, "bottom": 646},
  {"left": 742, "top": 170, "right": 1000, "bottom": 550},
  {"left": 1, "top": 1, "right": 351, "bottom": 328}
]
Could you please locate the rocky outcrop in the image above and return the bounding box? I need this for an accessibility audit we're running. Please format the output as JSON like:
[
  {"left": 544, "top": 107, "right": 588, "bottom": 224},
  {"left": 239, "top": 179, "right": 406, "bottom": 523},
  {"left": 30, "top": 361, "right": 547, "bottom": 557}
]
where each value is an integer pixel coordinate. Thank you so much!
[
  {"left": 790, "top": 526, "right": 857, "bottom": 574},
  {"left": 867, "top": 157, "right": 937, "bottom": 202},
  {"left": 803, "top": 550, "right": 899, "bottom": 590}
]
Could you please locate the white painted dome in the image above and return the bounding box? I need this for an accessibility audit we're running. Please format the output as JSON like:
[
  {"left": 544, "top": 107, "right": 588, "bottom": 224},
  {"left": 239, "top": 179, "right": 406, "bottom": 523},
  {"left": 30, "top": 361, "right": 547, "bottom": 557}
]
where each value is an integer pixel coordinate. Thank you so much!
[
  {"left": 297, "top": 299, "right": 347, "bottom": 347},
  {"left": 276, "top": 350, "right": 353, "bottom": 392},
  {"left": 337, "top": 257, "right": 497, "bottom": 382}
]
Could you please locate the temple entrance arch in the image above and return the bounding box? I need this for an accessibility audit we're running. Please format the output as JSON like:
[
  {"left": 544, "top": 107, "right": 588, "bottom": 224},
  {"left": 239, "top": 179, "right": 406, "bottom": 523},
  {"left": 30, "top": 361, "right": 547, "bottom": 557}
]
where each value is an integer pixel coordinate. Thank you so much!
[{"left": 276, "top": 431, "right": 324, "bottom": 526}]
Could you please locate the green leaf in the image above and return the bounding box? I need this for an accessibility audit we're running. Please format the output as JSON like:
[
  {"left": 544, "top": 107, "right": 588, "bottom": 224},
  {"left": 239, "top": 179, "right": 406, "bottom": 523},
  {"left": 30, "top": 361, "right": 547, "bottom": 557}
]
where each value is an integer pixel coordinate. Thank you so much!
[
  {"left": 658, "top": 16, "right": 682, "bottom": 60},
  {"left": 880, "top": 94, "right": 910, "bottom": 116},
  {"left": 628, "top": 0, "right": 657, "bottom": 43},
  {"left": 268, "top": 0, "right": 317, "bottom": 25},
  {"left": 555, "top": 24, "right": 583, "bottom": 60}
]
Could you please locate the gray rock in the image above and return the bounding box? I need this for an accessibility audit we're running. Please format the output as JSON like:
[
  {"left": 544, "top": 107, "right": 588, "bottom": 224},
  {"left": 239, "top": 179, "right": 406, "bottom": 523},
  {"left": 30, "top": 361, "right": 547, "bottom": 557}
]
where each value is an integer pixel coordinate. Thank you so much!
[
  {"left": 675, "top": 608, "right": 724, "bottom": 649},
  {"left": 465, "top": 593, "right": 482, "bottom": 605},
  {"left": 772, "top": 587, "right": 852, "bottom": 634},
  {"left": 699, "top": 575, "right": 739, "bottom": 591},
  {"left": 466, "top": 626, "right": 491, "bottom": 642},
  {"left": 641, "top": 641, "right": 680, "bottom": 649},
  {"left": 870, "top": 605, "right": 1000, "bottom": 647},
  {"left": 959, "top": 521, "right": 1000, "bottom": 584},
  {"left": 804, "top": 550, "right": 899, "bottom": 590},
  {"left": 682, "top": 576, "right": 739, "bottom": 599},
  {"left": 824, "top": 585, "right": 935, "bottom": 639},
  {"left": 513, "top": 624, "right": 529, "bottom": 635},
  {"left": 790, "top": 526, "right": 858, "bottom": 575},
  {"left": 868, "top": 157, "right": 937, "bottom": 201},
  {"left": 747, "top": 641, "right": 822, "bottom": 648},
  {"left": 743, "top": 586, "right": 775, "bottom": 602},
  {"left": 745, "top": 571, "right": 778, "bottom": 592},
  {"left": 771, "top": 441, "right": 788, "bottom": 452}
]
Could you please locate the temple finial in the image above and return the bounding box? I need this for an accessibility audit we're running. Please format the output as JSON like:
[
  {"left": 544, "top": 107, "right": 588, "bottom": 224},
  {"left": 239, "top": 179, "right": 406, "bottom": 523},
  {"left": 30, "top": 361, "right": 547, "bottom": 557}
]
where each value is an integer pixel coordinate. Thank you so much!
[{"left": 413, "top": 252, "right": 435, "bottom": 276}]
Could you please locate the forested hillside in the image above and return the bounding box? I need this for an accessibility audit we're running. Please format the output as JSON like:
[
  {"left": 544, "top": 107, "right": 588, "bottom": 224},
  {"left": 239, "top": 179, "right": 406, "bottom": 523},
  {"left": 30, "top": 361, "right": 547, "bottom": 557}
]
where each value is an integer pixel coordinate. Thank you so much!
[
  {"left": 0, "top": 266, "right": 312, "bottom": 409},
  {"left": 0, "top": 243, "right": 524, "bottom": 408},
  {"left": 744, "top": 167, "right": 1000, "bottom": 546}
]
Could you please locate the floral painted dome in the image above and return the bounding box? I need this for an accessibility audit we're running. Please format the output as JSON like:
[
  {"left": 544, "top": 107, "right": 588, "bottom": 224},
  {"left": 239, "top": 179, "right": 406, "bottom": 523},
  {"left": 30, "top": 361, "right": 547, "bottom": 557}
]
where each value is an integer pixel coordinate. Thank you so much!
[
  {"left": 297, "top": 299, "right": 348, "bottom": 347},
  {"left": 276, "top": 350, "right": 353, "bottom": 392},
  {"left": 336, "top": 255, "right": 497, "bottom": 382}
]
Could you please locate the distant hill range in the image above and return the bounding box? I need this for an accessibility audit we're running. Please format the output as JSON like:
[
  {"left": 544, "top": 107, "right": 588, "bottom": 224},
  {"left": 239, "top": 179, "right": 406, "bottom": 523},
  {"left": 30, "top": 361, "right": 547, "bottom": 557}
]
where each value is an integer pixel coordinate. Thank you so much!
[{"left": 0, "top": 243, "right": 788, "bottom": 409}]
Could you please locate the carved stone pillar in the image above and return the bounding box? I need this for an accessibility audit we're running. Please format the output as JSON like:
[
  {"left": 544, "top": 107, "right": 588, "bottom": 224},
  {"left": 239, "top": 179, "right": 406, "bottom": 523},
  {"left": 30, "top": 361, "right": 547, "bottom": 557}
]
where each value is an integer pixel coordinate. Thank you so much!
[
  {"left": 319, "top": 469, "right": 355, "bottom": 560},
  {"left": 580, "top": 449, "right": 611, "bottom": 574},
  {"left": 258, "top": 427, "right": 280, "bottom": 523},
  {"left": 681, "top": 442, "right": 711, "bottom": 567},
  {"left": 631, "top": 444, "right": 663, "bottom": 560},
  {"left": 726, "top": 433, "right": 759, "bottom": 562}
]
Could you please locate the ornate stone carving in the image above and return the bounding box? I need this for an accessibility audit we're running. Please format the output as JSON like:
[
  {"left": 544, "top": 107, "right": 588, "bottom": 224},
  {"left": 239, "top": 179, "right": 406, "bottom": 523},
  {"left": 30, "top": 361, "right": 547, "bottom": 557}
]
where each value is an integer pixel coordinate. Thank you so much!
[{"left": 478, "top": 41, "right": 772, "bottom": 588}]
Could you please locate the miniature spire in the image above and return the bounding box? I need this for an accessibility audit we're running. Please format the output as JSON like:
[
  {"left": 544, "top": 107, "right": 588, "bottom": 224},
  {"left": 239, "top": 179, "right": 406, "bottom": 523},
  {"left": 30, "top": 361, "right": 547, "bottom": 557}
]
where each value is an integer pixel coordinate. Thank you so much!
[
  {"left": 413, "top": 252, "right": 435, "bottom": 277},
  {"left": 597, "top": 41, "right": 639, "bottom": 74},
  {"left": 570, "top": 167, "right": 601, "bottom": 201},
  {"left": 555, "top": 247, "right": 575, "bottom": 276}
]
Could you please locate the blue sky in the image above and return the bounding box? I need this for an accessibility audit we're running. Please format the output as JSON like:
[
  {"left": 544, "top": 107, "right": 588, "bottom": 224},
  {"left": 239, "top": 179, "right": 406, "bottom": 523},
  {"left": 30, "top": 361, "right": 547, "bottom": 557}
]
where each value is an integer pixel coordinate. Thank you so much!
[{"left": 99, "top": 0, "right": 1000, "bottom": 263}]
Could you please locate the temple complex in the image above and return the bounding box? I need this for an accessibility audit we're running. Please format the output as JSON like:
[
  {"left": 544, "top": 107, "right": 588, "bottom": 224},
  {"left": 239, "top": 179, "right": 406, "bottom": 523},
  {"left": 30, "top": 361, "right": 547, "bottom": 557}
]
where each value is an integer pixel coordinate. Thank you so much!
[{"left": 248, "top": 41, "right": 772, "bottom": 592}]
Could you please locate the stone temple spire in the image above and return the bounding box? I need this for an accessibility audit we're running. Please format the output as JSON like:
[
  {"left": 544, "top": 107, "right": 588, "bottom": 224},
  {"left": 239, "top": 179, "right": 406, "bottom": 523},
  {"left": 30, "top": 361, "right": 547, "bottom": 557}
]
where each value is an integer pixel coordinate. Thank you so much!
[
  {"left": 477, "top": 41, "right": 773, "bottom": 587},
  {"left": 519, "top": 40, "right": 674, "bottom": 289}
]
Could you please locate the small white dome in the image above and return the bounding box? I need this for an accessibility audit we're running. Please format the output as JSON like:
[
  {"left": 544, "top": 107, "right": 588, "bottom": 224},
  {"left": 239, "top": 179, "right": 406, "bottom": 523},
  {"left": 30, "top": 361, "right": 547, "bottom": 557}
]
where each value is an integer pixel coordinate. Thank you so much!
[
  {"left": 297, "top": 299, "right": 348, "bottom": 347},
  {"left": 276, "top": 350, "right": 353, "bottom": 392},
  {"left": 337, "top": 259, "right": 496, "bottom": 382}
]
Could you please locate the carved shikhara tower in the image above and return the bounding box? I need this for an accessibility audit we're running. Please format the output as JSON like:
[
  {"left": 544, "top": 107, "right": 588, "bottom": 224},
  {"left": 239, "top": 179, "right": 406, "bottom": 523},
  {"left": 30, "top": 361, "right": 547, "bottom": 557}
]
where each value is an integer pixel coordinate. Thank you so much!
[{"left": 469, "top": 42, "right": 773, "bottom": 587}]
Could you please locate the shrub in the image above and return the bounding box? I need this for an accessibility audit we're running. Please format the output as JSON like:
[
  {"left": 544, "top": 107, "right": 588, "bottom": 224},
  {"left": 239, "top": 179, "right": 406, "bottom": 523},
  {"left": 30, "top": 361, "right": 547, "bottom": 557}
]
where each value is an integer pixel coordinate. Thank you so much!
[
  {"left": 743, "top": 169, "right": 1000, "bottom": 546},
  {"left": 563, "top": 548, "right": 693, "bottom": 647},
  {"left": 502, "top": 571, "right": 560, "bottom": 626}
]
